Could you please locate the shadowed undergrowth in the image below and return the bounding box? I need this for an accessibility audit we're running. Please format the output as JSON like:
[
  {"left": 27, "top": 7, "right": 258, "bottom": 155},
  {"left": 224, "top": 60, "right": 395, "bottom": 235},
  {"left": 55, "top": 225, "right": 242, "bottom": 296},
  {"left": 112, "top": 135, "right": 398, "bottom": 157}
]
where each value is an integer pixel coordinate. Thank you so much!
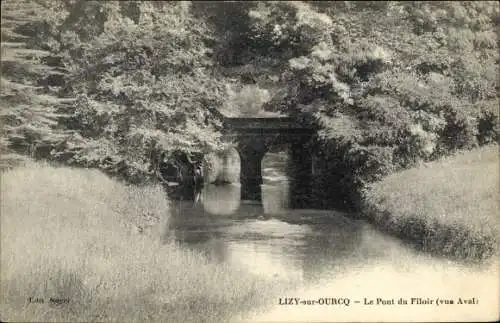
[
  {"left": 362, "top": 145, "right": 500, "bottom": 261},
  {"left": 0, "top": 162, "right": 292, "bottom": 323}
]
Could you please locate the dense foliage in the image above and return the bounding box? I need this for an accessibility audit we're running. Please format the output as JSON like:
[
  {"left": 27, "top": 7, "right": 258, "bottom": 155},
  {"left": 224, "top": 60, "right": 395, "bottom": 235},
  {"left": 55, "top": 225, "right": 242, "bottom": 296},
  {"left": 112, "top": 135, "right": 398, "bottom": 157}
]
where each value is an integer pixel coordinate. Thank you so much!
[
  {"left": 208, "top": 1, "right": 499, "bottom": 208},
  {"left": 2, "top": 1, "right": 228, "bottom": 182},
  {"left": 2, "top": 1, "right": 499, "bottom": 205}
]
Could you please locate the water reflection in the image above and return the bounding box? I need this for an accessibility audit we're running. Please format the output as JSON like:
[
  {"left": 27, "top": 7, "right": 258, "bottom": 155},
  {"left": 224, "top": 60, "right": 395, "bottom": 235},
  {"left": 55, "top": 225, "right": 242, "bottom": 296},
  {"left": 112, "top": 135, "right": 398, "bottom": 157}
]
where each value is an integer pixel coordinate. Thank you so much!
[
  {"left": 262, "top": 181, "right": 290, "bottom": 212},
  {"left": 164, "top": 152, "right": 410, "bottom": 285},
  {"left": 165, "top": 182, "right": 370, "bottom": 285},
  {"left": 201, "top": 183, "right": 241, "bottom": 215},
  {"left": 200, "top": 181, "right": 292, "bottom": 217}
]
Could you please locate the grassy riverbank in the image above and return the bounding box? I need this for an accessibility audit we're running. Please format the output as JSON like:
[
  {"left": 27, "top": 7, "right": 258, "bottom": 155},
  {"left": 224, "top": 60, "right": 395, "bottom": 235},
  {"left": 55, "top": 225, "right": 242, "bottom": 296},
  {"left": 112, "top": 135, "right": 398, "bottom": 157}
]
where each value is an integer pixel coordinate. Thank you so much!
[
  {"left": 0, "top": 163, "right": 289, "bottom": 323},
  {"left": 362, "top": 145, "right": 499, "bottom": 261}
]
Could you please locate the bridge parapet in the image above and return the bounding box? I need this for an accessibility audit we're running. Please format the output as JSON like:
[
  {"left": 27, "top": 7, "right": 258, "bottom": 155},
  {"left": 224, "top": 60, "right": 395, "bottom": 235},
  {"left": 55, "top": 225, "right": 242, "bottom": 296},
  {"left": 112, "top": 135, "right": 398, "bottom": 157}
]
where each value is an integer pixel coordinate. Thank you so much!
[
  {"left": 211, "top": 108, "right": 313, "bottom": 133},
  {"left": 223, "top": 117, "right": 311, "bottom": 131}
]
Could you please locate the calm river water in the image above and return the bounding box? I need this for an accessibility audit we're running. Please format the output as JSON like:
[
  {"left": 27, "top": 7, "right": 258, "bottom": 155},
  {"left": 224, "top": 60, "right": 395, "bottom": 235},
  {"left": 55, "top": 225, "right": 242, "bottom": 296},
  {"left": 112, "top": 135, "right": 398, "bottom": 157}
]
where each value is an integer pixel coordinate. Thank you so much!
[{"left": 164, "top": 153, "right": 499, "bottom": 322}]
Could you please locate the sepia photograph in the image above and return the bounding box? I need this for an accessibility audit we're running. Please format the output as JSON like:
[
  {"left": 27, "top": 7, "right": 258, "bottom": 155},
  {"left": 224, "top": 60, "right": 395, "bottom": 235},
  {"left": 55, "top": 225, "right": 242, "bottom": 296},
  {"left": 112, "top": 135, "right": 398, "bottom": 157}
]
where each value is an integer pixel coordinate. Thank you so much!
[{"left": 1, "top": 1, "right": 499, "bottom": 322}]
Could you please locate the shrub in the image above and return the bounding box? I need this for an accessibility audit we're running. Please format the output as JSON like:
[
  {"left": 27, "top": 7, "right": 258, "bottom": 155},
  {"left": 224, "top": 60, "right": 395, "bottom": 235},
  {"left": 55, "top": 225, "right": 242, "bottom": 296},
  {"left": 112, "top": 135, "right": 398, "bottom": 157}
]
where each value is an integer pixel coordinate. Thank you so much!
[
  {"left": 438, "top": 106, "right": 478, "bottom": 152},
  {"left": 477, "top": 108, "right": 500, "bottom": 145},
  {"left": 222, "top": 84, "right": 276, "bottom": 117}
]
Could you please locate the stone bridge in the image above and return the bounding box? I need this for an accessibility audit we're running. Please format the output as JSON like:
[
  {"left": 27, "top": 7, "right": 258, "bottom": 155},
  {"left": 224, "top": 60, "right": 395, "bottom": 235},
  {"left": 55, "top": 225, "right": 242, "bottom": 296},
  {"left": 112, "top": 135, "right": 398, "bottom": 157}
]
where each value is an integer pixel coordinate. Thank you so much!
[{"left": 217, "top": 110, "right": 315, "bottom": 208}]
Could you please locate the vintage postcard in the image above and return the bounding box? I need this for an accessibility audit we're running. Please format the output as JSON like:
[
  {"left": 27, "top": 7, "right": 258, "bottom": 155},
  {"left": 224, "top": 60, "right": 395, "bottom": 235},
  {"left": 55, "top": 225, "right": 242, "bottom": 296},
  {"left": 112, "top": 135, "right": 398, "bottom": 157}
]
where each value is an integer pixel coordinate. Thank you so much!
[{"left": 1, "top": 1, "right": 499, "bottom": 322}]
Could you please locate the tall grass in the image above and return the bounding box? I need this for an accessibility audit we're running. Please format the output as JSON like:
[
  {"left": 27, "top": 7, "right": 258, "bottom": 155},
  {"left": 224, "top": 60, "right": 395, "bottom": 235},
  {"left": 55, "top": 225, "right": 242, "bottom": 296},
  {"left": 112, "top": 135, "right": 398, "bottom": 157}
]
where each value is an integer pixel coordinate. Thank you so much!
[
  {"left": 362, "top": 145, "right": 500, "bottom": 261},
  {"left": 0, "top": 163, "right": 290, "bottom": 322}
]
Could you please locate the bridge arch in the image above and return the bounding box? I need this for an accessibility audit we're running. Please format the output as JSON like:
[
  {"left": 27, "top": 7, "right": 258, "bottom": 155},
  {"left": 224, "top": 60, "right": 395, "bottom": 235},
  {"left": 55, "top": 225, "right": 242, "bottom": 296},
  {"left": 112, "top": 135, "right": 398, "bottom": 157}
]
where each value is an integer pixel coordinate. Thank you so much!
[
  {"left": 219, "top": 112, "right": 315, "bottom": 208},
  {"left": 203, "top": 145, "right": 240, "bottom": 184}
]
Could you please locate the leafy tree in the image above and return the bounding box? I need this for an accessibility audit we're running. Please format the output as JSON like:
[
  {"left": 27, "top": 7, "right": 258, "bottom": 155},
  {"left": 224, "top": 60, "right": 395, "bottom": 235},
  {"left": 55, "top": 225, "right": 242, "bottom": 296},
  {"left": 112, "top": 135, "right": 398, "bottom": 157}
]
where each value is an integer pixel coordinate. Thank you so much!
[{"left": 1, "top": 0, "right": 76, "bottom": 168}]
